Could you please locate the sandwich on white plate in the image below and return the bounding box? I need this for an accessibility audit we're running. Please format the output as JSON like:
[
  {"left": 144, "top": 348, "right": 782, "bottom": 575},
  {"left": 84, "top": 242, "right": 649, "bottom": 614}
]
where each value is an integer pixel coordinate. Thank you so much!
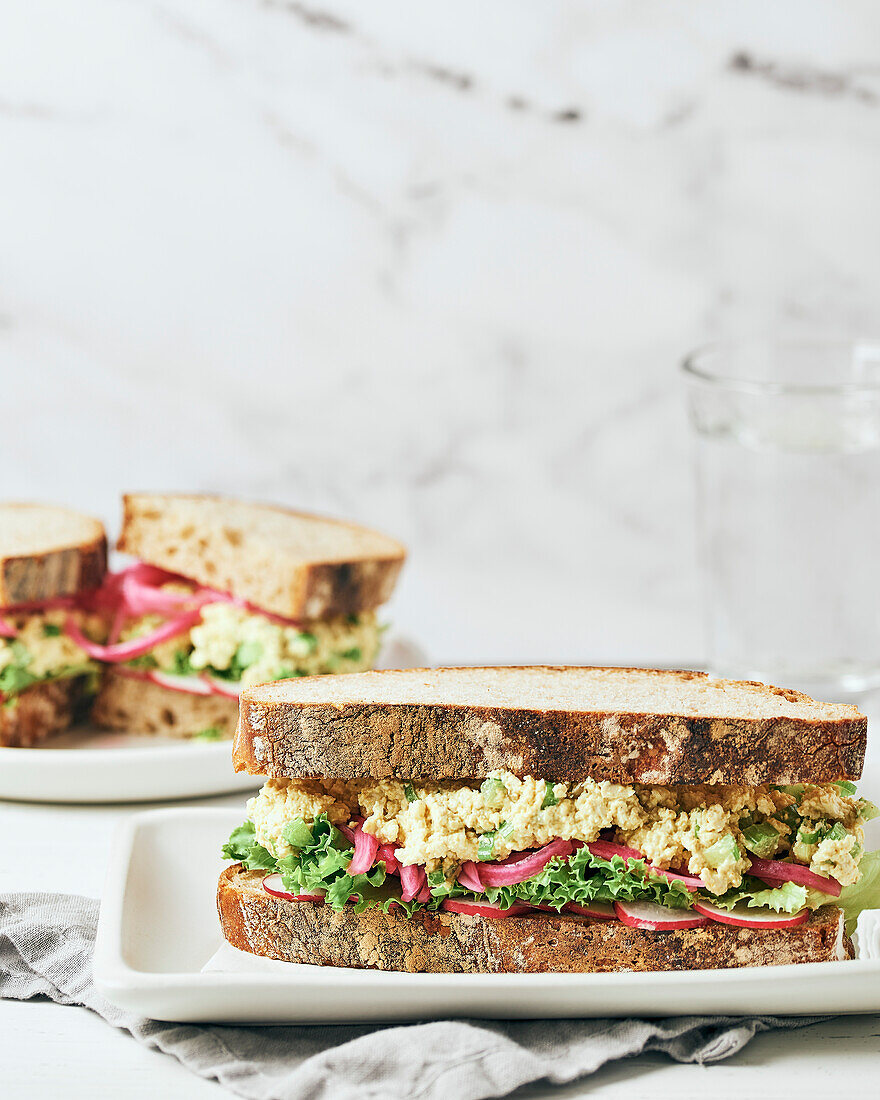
[
  {"left": 79, "top": 493, "right": 406, "bottom": 741},
  {"left": 219, "top": 666, "right": 880, "bottom": 972},
  {"left": 0, "top": 503, "right": 108, "bottom": 747}
]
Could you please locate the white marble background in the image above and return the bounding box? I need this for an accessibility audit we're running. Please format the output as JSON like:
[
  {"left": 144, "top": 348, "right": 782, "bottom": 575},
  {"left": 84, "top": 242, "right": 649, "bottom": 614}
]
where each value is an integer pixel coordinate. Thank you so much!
[{"left": 2, "top": 0, "right": 879, "bottom": 665}]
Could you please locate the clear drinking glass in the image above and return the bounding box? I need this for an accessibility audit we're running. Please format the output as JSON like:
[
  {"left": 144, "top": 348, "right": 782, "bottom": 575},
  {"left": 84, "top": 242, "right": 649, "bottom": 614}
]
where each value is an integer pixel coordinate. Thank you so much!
[{"left": 682, "top": 339, "right": 880, "bottom": 701}]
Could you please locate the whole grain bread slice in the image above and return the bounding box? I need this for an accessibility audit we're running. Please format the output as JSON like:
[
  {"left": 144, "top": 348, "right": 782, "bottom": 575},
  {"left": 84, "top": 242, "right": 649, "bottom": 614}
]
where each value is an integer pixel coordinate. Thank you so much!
[
  {"left": 116, "top": 493, "right": 405, "bottom": 620},
  {"left": 91, "top": 668, "right": 239, "bottom": 739},
  {"left": 234, "top": 666, "right": 866, "bottom": 785},
  {"left": 218, "top": 866, "right": 853, "bottom": 973},
  {"left": 0, "top": 503, "right": 107, "bottom": 607},
  {"left": 0, "top": 678, "right": 89, "bottom": 748}
]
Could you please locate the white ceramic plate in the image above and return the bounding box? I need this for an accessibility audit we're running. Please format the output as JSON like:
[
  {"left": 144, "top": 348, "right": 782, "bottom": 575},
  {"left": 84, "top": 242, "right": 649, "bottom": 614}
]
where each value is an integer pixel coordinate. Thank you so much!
[
  {"left": 93, "top": 807, "right": 880, "bottom": 1023},
  {"left": 0, "top": 726, "right": 260, "bottom": 803}
]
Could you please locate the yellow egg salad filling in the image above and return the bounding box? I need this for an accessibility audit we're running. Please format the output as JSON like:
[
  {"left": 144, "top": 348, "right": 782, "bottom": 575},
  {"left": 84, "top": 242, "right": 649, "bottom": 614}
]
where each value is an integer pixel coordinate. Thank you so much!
[
  {"left": 247, "top": 771, "right": 870, "bottom": 895},
  {"left": 0, "top": 609, "right": 102, "bottom": 701},
  {"left": 121, "top": 596, "right": 381, "bottom": 686}
]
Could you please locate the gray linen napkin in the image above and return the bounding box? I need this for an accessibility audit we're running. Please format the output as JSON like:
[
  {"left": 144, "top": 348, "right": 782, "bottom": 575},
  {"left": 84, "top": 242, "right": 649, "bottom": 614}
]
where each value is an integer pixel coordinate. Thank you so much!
[{"left": 0, "top": 892, "right": 829, "bottom": 1100}]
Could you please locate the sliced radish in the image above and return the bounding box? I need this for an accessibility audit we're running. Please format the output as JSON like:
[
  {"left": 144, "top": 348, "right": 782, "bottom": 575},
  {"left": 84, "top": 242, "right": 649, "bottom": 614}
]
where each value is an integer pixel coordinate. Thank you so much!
[
  {"left": 262, "top": 873, "right": 325, "bottom": 903},
  {"left": 614, "top": 900, "right": 709, "bottom": 930},
  {"left": 202, "top": 674, "right": 243, "bottom": 699},
  {"left": 0, "top": 617, "right": 17, "bottom": 638},
  {"left": 693, "top": 900, "right": 809, "bottom": 928},
  {"left": 564, "top": 900, "right": 616, "bottom": 919},
  {"left": 442, "top": 898, "right": 531, "bottom": 918},
  {"left": 746, "top": 856, "right": 842, "bottom": 897},
  {"left": 148, "top": 670, "right": 214, "bottom": 696}
]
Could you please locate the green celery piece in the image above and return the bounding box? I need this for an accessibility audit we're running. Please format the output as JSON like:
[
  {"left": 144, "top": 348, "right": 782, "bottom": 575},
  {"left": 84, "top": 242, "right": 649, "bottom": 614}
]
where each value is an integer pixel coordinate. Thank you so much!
[
  {"left": 741, "top": 823, "right": 780, "bottom": 858},
  {"left": 703, "top": 835, "right": 740, "bottom": 868},
  {"left": 42, "top": 623, "right": 62, "bottom": 637},
  {"left": 541, "top": 785, "right": 558, "bottom": 809},
  {"left": 477, "top": 831, "right": 497, "bottom": 861},
  {"left": 480, "top": 777, "right": 505, "bottom": 806},
  {"left": 403, "top": 783, "right": 418, "bottom": 803},
  {"left": 834, "top": 781, "right": 858, "bottom": 796}
]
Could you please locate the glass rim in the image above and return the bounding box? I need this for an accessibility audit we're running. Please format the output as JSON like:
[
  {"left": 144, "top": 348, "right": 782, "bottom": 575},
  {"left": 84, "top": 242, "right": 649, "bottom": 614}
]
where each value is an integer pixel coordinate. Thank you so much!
[{"left": 681, "top": 338, "right": 880, "bottom": 397}]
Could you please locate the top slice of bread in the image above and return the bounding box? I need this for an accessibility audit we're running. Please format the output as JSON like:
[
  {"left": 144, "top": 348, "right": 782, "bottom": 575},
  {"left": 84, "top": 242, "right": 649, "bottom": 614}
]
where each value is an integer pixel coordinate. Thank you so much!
[
  {"left": 116, "top": 493, "right": 406, "bottom": 620},
  {"left": 235, "top": 665, "right": 867, "bottom": 785},
  {"left": 0, "top": 503, "right": 107, "bottom": 607}
]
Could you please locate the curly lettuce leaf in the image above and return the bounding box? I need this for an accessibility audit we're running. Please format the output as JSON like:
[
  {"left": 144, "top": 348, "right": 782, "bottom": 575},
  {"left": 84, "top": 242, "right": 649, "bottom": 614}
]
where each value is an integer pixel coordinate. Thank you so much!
[
  {"left": 484, "top": 847, "right": 694, "bottom": 912},
  {"left": 712, "top": 878, "right": 808, "bottom": 914},
  {"left": 223, "top": 815, "right": 398, "bottom": 913}
]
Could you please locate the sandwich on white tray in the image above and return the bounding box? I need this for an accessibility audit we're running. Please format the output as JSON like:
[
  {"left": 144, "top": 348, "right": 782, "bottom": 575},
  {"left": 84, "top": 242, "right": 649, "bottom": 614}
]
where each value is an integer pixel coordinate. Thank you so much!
[
  {"left": 219, "top": 666, "right": 880, "bottom": 972},
  {"left": 83, "top": 493, "right": 406, "bottom": 740},
  {"left": 0, "top": 503, "right": 108, "bottom": 746}
]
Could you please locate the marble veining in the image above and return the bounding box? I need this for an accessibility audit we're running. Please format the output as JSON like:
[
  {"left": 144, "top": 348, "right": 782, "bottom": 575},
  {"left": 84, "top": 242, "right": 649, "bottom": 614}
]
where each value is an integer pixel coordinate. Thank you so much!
[{"left": 1, "top": 0, "right": 879, "bottom": 666}]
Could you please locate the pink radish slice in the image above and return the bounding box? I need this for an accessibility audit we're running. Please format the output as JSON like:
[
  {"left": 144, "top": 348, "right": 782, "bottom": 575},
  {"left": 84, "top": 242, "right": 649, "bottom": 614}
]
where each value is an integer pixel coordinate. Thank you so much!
[
  {"left": 457, "top": 861, "right": 484, "bottom": 893},
  {"left": 148, "top": 670, "right": 214, "bottom": 696},
  {"left": 114, "top": 666, "right": 152, "bottom": 683},
  {"left": 63, "top": 609, "right": 202, "bottom": 662},
  {"left": 335, "top": 822, "right": 357, "bottom": 844},
  {"left": 478, "top": 838, "right": 575, "bottom": 887},
  {"left": 614, "top": 900, "right": 709, "bottom": 930},
  {"left": 746, "top": 856, "right": 842, "bottom": 897},
  {"left": 262, "top": 874, "right": 325, "bottom": 903},
  {"left": 693, "top": 899, "right": 809, "bottom": 928},
  {"left": 202, "top": 674, "right": 243, "bottom": 699},
  {"left": 564, "top": 900, "right": 616, "bottom": 919},
  {"left": 415, "top": 880, "right": 432, "bottom": 904},
  {"left": 348, "top": 824, "right": 380, "bottom": 875},
  {"left": 442, "top": 898, "right": 531, "bottom": 918},
  {"left": 399, "top": 863, "right": 427, "bottom": 903},
  {"left": 0, "top": 617, "right": 18, "bottom": 638}
]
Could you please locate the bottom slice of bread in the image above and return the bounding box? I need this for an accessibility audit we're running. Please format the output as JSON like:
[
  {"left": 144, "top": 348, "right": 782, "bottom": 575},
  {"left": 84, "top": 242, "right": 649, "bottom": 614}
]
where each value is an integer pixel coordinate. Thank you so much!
[
  {"left": 91, "top": 668, "right": 238, "bottom": 739},
  {"left": 218, "top": 866, "right": 853, "bottom": 973},
  {"left": 0, "top": 678, "right": 86, "bottom": 748}
]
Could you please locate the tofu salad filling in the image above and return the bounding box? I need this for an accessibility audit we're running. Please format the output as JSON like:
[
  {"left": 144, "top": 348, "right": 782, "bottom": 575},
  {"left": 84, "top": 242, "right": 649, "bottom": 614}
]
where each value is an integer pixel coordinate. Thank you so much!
[
  {"left": 0, "top": 608, "right": 103, "bottom": 707},
  {"left": 61, "top": 563, "right": 382, "bottom": 700},
  {"left": 223, "top": 772, "right": 880, "bottom": 931}
]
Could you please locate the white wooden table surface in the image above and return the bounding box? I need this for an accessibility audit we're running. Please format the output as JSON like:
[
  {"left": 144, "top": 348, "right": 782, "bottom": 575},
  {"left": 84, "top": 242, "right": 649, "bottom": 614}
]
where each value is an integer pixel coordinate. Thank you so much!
[{"left": 2, "top": 792, "right": 879, "bottom": 1098}]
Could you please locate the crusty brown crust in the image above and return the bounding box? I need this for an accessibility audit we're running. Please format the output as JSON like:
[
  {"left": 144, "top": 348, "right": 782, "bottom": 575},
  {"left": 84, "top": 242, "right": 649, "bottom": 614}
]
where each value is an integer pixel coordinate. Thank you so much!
[
  {"left": 234, "top": 667, "right": 866, "bottom": 785},
  {"left": 218, "top": 867, "right": 853, "bottom": 973},
  {"left": 116, "top": 492, "right": 405, "bottom": 620},
  {"left": 0, "top": 678, "right": 86, "bottom": 748},
  {"left": 0, "top": 532, "right": 107, "bottom": 606},
  {"left": 91, "top": 668, "right": 239, "bottom": 739}
]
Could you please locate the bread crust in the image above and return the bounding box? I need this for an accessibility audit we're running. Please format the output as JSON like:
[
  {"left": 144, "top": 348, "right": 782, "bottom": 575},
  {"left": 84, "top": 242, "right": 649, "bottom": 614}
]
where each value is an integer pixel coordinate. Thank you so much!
[
  {"left": 234, "top": 667, "right": 866, "bottom": 784},
  {"left": 0, "top": 508, "right": 106, "bottom": 607},
  {"left": 91, "top": 668, "right": 238, "bottom": 738},
  {"left": 218, "top": 866, "right": 853, "bottom": 973},
  {"left": 116, "top": 492, "right": 405, "bottom": 619},
  {"left": 0, "top": 678, "right": 85, "bottom": 747}
]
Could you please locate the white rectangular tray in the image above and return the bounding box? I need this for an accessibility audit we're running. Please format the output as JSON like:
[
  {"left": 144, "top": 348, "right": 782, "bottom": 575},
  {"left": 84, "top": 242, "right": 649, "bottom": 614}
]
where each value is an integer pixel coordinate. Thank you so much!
[{"left": 93, "top": 808, "right": 880, "bottom": 1023}]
